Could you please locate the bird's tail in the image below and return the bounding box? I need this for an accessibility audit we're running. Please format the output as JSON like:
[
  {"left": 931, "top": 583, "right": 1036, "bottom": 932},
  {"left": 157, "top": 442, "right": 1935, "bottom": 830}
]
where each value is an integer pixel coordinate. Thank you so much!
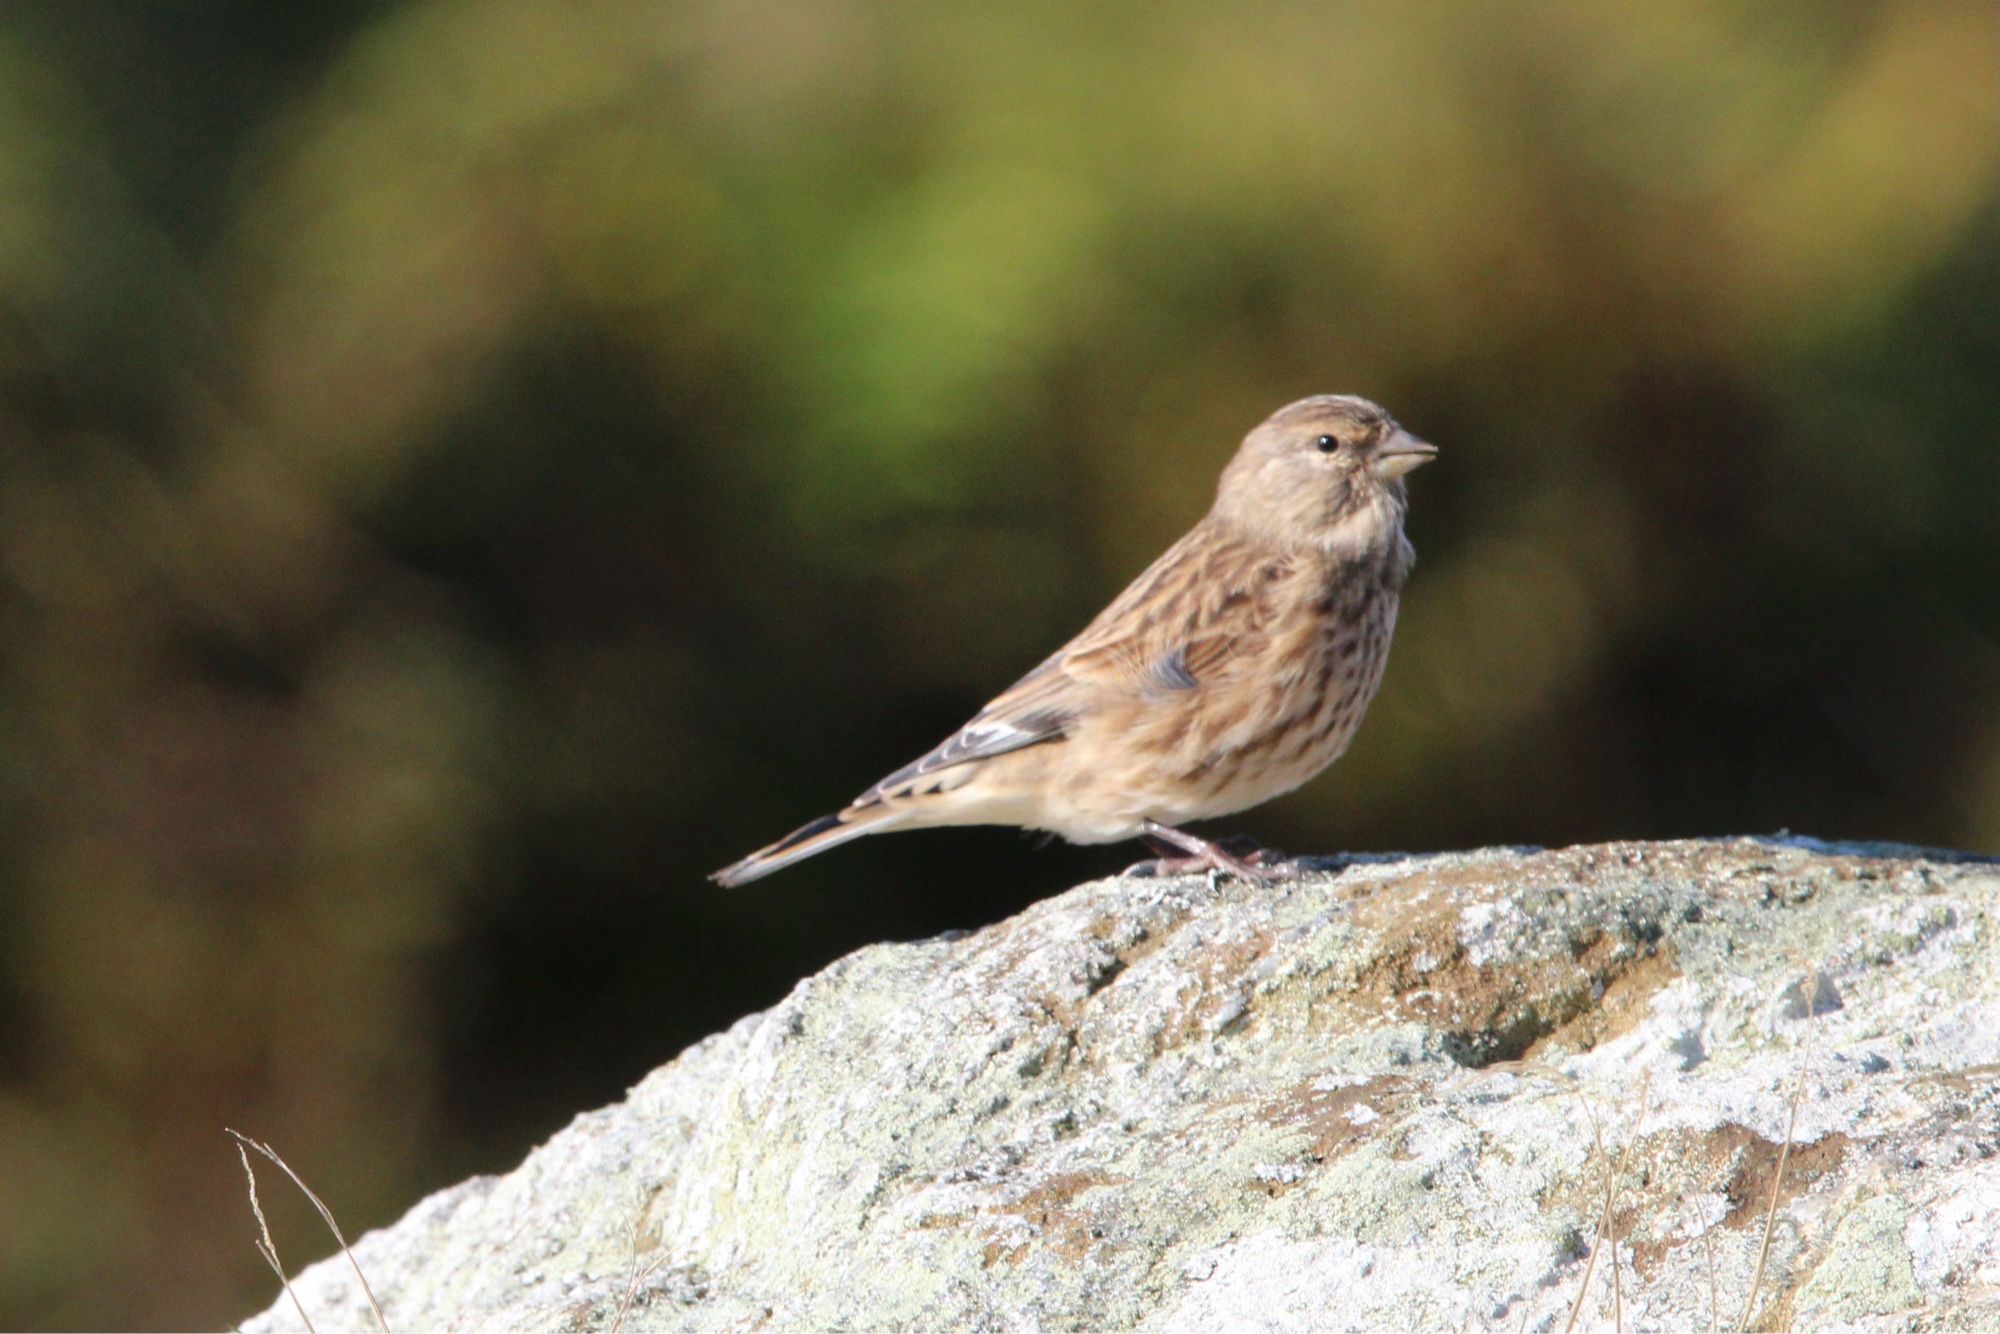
[{"left": 709, "top": 802, "right": 909, "bottom": 887}]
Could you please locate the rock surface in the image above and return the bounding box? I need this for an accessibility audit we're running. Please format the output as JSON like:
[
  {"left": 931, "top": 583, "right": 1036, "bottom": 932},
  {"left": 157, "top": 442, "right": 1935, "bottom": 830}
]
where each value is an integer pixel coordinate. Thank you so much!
[{"left": 243, "top": 838, "right": 2000, "bottom": 1332}]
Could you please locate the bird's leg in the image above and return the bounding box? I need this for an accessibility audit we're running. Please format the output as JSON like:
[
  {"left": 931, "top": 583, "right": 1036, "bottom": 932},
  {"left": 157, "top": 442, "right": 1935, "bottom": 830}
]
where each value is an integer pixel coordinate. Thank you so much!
[{"left": 1121, "top": 821, "right": 1281, "bottom": 882}]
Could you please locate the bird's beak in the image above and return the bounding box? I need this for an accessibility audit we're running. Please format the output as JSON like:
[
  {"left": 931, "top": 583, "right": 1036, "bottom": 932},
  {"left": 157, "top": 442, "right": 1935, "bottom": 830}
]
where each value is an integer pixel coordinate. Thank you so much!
[{"left": 1371, "top": 428, "right": 1438, "bottom": 481}]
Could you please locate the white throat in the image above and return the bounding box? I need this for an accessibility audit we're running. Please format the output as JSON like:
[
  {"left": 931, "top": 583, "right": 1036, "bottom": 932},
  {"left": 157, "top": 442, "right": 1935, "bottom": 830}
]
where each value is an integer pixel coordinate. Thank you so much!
[{"left": 1315, "top": 486, "right": 1403, "bottom": 562}]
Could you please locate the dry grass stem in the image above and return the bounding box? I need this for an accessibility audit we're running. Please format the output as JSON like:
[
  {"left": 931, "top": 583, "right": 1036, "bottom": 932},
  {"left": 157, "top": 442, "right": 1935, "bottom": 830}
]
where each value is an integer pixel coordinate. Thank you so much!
[
  {"left": 236, "top": 1142, "right": 315, "bottom": 1334},
  {"left": 1735, "top": 969, "right": 1821, "bottom": 1332},
  {"left": 1681, "top": 1198, "right": 1722, "bottom": 1334},
  {"left": 226, "top": 1128, "right": 389, "bottom": 1333},
  {"left": 1558, "top": 1082, "right": 1609, "bottom": 1334},
  {"left": 1703, "top": 1205, "right": 1722, "bottom": 1334},
  {"left": 1480, "top": 1060, "right": 1653, "bottom": 1334},
  {"left": 609, "top": 1194, "right": 668, "bottom": 1334},
  {"left": 1604, "top": 1073, "right": 1652, "bottom": 1333}
]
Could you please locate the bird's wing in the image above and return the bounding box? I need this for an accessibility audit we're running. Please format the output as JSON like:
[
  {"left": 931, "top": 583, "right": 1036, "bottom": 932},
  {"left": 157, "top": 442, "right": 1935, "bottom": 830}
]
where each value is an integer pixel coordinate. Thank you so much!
[
  {"left": 855, "top": 657, "right": 1080, "bottom": 802},
  {"left": 857, "top": 524, "right": 1287, "bottom": 804}
]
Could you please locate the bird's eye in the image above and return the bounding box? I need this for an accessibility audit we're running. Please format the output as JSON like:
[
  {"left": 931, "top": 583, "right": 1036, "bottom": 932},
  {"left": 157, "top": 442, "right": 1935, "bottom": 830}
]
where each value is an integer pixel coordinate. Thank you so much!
[{"left": 1314, "top": 434, "right": 1339, "bottom": 453}]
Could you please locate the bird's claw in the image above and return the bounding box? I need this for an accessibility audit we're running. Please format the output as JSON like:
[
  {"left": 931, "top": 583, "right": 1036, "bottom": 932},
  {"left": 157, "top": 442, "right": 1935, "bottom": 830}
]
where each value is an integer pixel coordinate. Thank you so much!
[{"left": 1122, "top": 823, "right": 1288, "bottom": 884}]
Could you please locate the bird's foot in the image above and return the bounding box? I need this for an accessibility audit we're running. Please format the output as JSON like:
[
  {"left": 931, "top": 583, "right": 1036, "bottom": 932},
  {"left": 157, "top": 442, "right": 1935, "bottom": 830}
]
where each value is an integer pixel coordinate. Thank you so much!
[
  {"left": 1122, "top": 822, "right": 1285, "bottom": 883},
  {"left": 1215, "top": 834, "right": 1349, "bottom": 882},
  {"left": 1218, "top": 834, "right": 1301, "bottom": 871}
]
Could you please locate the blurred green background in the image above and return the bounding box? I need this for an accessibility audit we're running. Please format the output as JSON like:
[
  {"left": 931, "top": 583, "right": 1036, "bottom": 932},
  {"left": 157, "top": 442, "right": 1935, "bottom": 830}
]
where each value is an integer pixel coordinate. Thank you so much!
[{"left": 0, "top": 0, "right": 1993, "bottom": 1325}]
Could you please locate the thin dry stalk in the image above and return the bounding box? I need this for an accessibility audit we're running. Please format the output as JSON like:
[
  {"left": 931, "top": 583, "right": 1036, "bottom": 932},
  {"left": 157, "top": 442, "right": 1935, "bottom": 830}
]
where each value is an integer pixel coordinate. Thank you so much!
[
  {"left": 610, "top": 1255, "right": 669, "bottom": 1333},
  {"left": 1474, "top": 1061, "right": 1615, "bottom": 1334},
  {"left": 1735, "top": 969, "right": 1821, "bottom": 1332},
  {"left": 1681, "top": 1198, "right": 1722, "bottom": 1334},
  {"left": 1561, "top": 1084, "right": 1610, "bottom": 1334},
  {"left": 237, "top": 1143, "right": 315, "bottom": 1334},
  {"left": 1475, "top": 1062, "right": 1650, "bottom": 1334},
  {"left": 1703, "top": 1205, "right": 1722, "bottom": 1334},
  {"left": 1603, "top": 1073, "right": 1653, "bottom": 1334},
  {"left": 609, "top": 1198, "right": 667, "bottom": 1334},
  {"left": 226, "top": 1128, "right": 389, "bottom": 1333}
]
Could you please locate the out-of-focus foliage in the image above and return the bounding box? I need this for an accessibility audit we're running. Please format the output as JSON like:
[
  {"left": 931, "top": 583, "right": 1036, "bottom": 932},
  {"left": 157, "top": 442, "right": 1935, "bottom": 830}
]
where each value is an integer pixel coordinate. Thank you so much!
[{"left": 0, "top": 1, "right": 1993, "bottom": 1325}]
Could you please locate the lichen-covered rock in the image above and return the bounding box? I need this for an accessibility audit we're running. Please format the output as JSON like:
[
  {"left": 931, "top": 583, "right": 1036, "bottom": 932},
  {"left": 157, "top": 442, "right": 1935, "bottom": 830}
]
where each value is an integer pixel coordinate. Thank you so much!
[{"left": 242, "top": 838, "right": 2000, "bottom": 1332}]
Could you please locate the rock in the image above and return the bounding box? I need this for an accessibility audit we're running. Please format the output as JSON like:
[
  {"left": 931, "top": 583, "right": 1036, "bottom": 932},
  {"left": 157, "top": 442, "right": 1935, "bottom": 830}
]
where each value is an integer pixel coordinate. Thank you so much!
[{"left": 241, "top": 838, "right": 2000, "bottom": 1331}]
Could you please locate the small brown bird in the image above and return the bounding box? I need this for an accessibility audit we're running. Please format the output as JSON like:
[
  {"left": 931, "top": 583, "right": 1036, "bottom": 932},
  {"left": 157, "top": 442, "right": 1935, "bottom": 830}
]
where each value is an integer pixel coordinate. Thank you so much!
[{"left": 711, "top": 394, "right": 1435, "bottom": 886}]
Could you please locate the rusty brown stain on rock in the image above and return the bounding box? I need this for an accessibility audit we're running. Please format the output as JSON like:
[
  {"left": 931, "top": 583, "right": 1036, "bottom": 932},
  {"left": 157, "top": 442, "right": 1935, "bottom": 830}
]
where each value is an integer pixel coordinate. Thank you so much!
[
  {"left": 1527, "top": 940, "right": 1682, "bottom": 1058},
  {"left": 1087, "top": 841, "right": 1826, "bottom": 1069},
  {"left": 994, "top": 1170, "right": 1123, "bottom": 1265},
  {"left": 980, "top": 1239, "right": 1030, "bottom": 1267},
  {"left": 1550, "top": 1121, "right": 1855, "bottom": 1282},
  {"left": 1710, "top": 1123, "right": 1852, "bottom": 1230},
  {"left": 921, "top": 1170, "right": 1127, "bottom": 1268},
  {"left": 1251, "top": 1074, "right": 1413, "bottom": 1193},
  {"left": 1148, "top": 928, "right": 1278, "bottom": 1056},
  {"left": 1332, "top": 892, "right": 1674, "bottom": 1067}
]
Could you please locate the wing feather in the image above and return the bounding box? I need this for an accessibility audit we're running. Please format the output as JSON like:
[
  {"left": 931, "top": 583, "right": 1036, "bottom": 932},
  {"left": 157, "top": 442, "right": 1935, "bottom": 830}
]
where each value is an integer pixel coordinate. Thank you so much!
[{"left": 857, "top": 522, "right": 1288, "bottom": 803}]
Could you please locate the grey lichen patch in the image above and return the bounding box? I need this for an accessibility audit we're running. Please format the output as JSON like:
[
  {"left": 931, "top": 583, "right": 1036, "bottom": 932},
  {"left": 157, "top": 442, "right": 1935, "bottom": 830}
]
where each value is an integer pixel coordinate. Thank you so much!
[
  {"left": 243, "top": 838, "right": 2000, "bottom": 1332},
  {"left": 1790, "top": 1194, "right": 1922, "bottom": 1325}
]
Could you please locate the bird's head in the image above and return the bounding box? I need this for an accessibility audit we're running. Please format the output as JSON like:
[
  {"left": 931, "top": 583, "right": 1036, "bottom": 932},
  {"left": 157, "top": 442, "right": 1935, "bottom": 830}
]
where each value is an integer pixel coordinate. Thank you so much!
[{"left": 1211, "top": 394, "right": 1436, "bottom": 557}]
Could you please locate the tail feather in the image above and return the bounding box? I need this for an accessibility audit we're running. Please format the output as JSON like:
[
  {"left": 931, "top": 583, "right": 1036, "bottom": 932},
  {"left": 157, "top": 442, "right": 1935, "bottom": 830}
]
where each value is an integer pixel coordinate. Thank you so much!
[{"left": 709, "top": 803, "right": 907, "bottom": 887}]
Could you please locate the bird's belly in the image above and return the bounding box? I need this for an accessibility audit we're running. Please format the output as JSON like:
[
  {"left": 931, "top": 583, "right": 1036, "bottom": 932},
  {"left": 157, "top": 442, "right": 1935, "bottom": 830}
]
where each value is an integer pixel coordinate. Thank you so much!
[
  {"left": 1180, "top": 697, "right": 1372, "bottom": 818},
  {"left": 1067, "top": 597, "right": 1398, "bottom": 835}
]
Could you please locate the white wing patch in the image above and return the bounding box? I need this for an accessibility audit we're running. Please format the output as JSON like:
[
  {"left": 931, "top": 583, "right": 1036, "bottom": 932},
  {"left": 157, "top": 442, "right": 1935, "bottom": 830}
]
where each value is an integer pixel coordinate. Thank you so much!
[{"left": 860, "top": 706, "right": 1073, "bottom": 803}]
